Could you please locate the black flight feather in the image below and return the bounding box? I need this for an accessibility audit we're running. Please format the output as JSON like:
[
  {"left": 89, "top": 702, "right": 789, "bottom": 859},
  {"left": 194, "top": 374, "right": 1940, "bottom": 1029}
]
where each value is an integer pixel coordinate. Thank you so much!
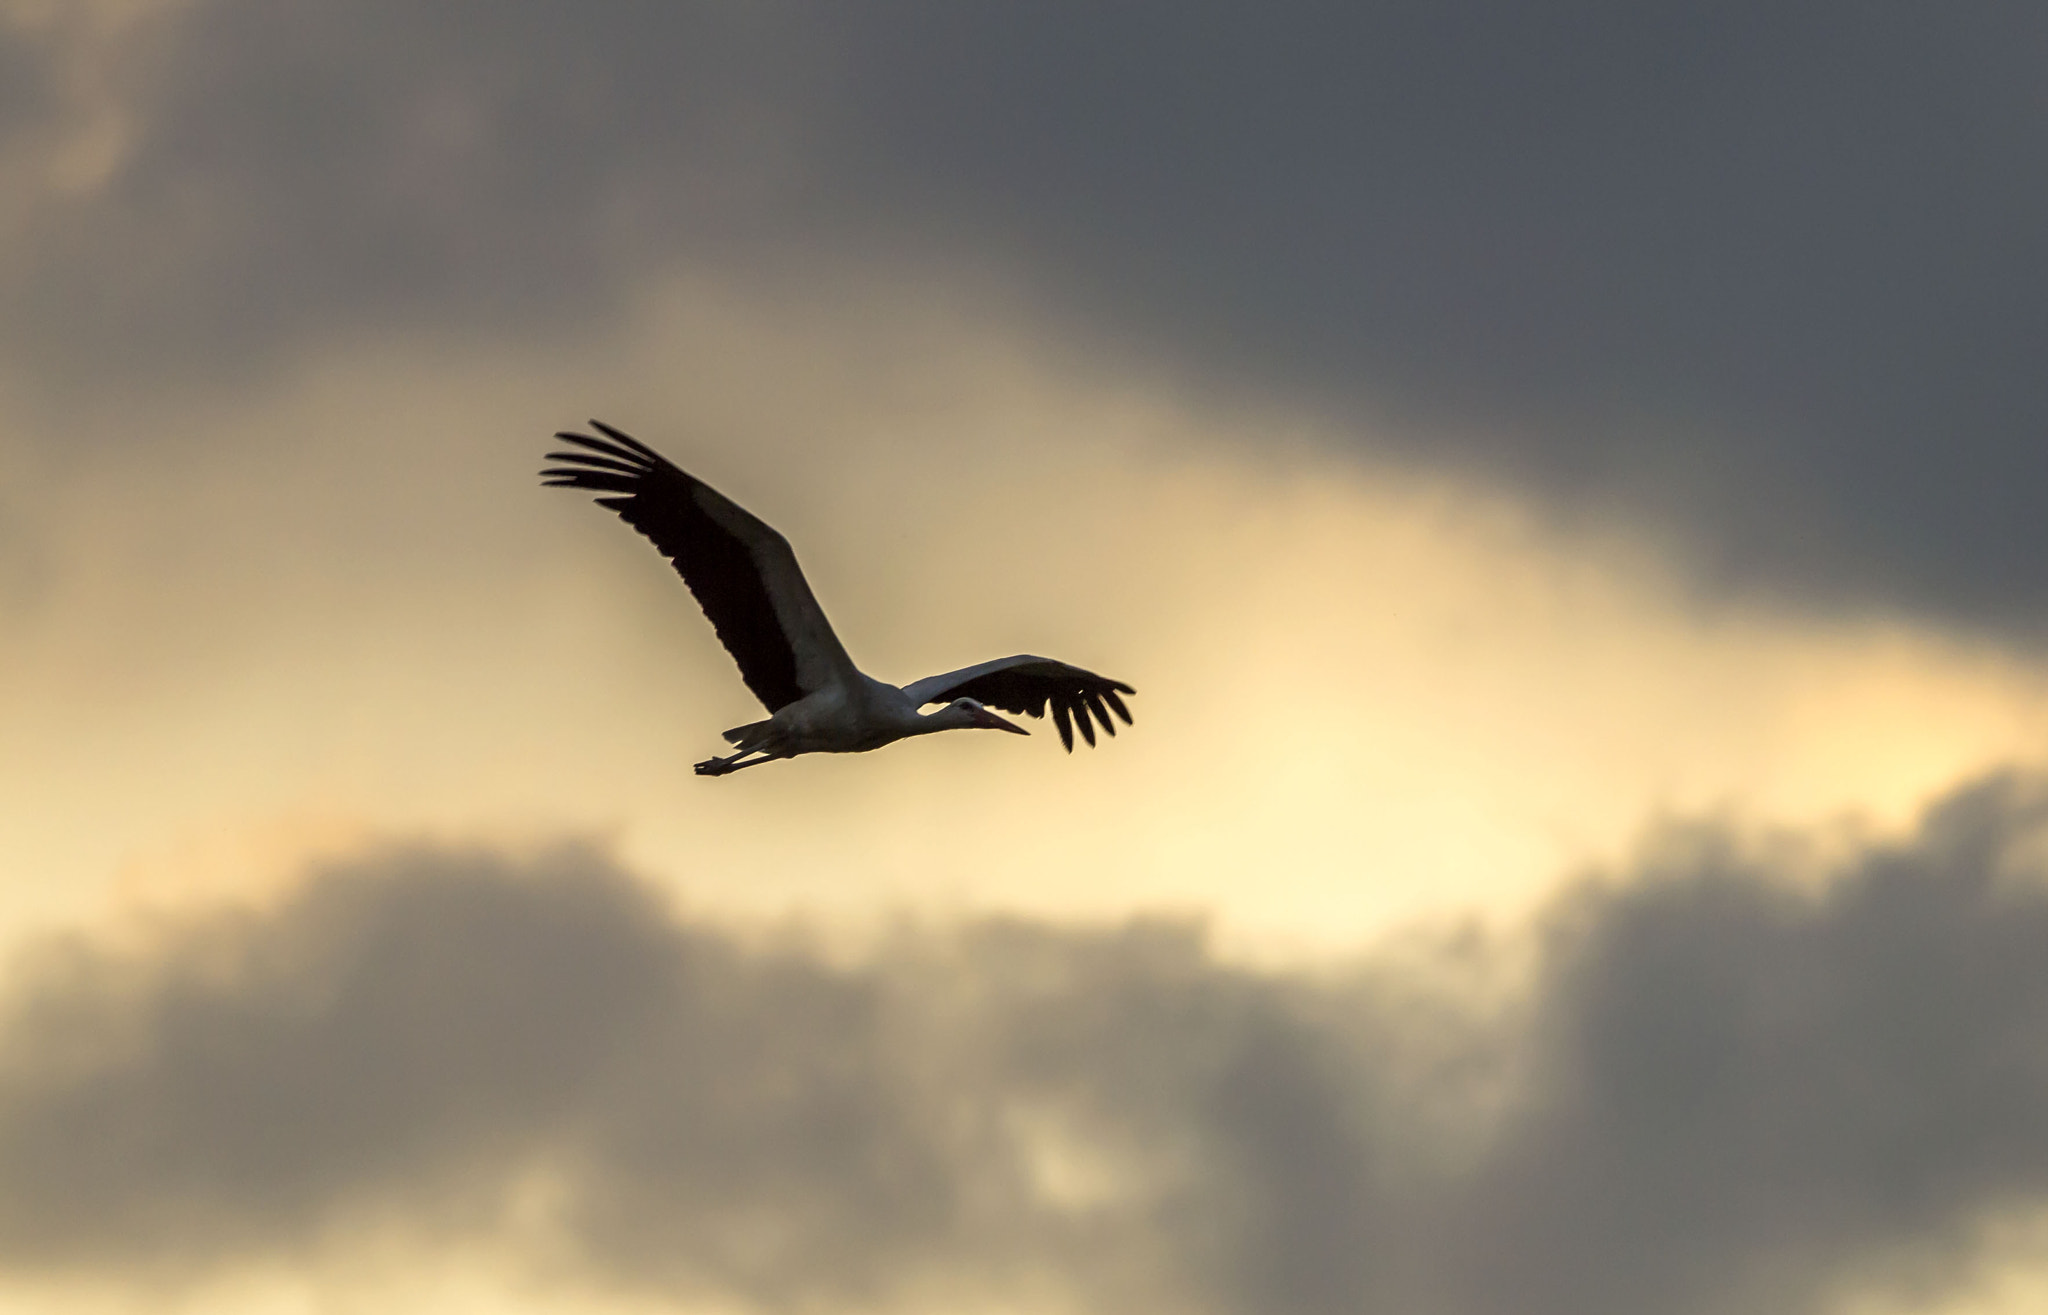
[
  {"left": 1072, "top": 696, "right": 1097, "bottom": 747},
  {"left": 543, "top": 424, "right": 806, "bottom": 712},
  {"left": 920, "top": 658, "right": 1134, "bottom": 753}
]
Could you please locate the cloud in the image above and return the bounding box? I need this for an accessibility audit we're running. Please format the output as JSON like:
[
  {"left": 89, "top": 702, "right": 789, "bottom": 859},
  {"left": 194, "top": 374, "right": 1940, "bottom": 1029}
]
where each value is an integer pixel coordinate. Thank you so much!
[
  {"left": 0, "top": 24, "right": 60, "bottom": 158},
  {"left": 1459, "top": 777, "right": 2048, "bottom": 1315},
  {"left": 0, "top": 2, "right": 790, "bottom": 394},
  {"left": 7, "top": 775, "right": 2048, "bottom": 1311},
  {"left": 6, "top": 3, "right": 2048, "bottom": 625}
]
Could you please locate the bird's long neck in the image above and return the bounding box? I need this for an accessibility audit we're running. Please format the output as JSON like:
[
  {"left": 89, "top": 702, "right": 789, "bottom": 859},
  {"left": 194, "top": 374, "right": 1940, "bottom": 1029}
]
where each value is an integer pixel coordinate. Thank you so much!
[{"left": 912, "top": 704, "right": 979, "bottom": 735}]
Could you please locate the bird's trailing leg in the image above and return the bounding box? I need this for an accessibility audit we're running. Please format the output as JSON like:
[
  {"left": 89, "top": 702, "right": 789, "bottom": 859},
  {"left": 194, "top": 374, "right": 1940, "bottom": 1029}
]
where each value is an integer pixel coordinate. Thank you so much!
[{"left": 694, "top": 749, "right": 788, "bottom": 776}]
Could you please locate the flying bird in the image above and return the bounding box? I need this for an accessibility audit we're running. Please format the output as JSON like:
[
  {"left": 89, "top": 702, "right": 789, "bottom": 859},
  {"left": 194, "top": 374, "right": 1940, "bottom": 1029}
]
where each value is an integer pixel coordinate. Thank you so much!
[{"left": 543, "top": 421, "right": 1136, "bottom": 776}]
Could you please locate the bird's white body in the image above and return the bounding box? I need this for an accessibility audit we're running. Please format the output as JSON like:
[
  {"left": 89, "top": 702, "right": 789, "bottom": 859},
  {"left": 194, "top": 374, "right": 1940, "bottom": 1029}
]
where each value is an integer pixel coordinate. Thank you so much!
[
  {"left": 773, "top": 676, "right": 919, "bottom": 753},
  {"left": 720, "top": 677, "right": 1026, "bottom": 765},
  {"left": 543, "top": 422, "right": 1134, "bottom": 776}
]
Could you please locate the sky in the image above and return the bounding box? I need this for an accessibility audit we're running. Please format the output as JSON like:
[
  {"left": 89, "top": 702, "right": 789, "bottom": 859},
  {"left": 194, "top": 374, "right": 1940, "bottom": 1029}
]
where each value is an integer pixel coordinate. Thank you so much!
[{"left": 6, "top": 3, "right": 2048, "bottom": 1312}]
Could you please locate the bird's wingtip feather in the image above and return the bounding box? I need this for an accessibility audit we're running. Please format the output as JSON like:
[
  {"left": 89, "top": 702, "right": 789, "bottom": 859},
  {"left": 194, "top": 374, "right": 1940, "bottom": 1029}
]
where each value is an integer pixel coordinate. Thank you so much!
[
  {"left": 1051, "top": 702, "right": 1074, "bottom": 751},
  {"left": 588, "top": 420, "right": 664, "bottom": 463}
]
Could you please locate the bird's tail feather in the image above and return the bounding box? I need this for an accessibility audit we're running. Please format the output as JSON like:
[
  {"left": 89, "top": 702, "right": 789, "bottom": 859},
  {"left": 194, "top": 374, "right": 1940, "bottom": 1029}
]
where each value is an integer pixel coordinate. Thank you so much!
[{"left": 722, "top": 718, "right": 776, "bottom": 747}]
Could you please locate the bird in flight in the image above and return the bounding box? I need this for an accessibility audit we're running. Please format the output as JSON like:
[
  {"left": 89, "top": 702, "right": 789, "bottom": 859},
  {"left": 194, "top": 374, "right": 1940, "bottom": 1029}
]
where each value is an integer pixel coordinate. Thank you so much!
[{"left": 543, "top": 421, "right": 1136, "bottom": 776}]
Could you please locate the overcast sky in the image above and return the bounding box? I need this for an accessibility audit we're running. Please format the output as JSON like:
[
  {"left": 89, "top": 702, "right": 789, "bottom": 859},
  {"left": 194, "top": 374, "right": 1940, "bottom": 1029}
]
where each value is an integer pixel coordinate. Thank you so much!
[{"left": 7, "top": 4, "right": 2048, "bottom": 1313}]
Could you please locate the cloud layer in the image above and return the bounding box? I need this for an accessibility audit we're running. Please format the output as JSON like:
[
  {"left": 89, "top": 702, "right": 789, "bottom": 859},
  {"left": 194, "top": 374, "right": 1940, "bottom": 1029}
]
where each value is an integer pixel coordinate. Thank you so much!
[
  {"left": 7, "top": 2, "right": 2048, "bottom": 624},
  {"left": 8, "top": 774, "right": 2048, "bottom": 1313}
]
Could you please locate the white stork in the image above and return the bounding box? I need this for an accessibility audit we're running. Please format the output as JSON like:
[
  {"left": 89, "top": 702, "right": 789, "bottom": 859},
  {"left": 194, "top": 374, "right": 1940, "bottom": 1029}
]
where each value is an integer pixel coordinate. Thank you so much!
[{"left": 543, "top": 421, "right": 1136, "bottom": 776}]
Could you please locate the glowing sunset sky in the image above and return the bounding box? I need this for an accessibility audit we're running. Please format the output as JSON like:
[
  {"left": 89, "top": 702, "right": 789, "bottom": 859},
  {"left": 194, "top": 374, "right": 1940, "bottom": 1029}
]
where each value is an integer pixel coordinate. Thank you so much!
[{"left": 6, "top": 5, "right": 2048, "bottom": 1313}]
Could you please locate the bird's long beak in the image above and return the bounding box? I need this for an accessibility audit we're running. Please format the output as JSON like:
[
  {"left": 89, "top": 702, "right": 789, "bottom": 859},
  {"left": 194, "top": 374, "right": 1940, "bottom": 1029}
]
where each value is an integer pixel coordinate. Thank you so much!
[{"left": 976, "top": 707, "right": 1030, "bottom": 735}]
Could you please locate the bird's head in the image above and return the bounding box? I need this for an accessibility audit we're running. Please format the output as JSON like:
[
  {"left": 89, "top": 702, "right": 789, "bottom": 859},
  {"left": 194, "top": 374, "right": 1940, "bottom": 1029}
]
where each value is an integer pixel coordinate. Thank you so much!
[{"left": 949, "top": 697, "right": 1029, "bottom": 735}]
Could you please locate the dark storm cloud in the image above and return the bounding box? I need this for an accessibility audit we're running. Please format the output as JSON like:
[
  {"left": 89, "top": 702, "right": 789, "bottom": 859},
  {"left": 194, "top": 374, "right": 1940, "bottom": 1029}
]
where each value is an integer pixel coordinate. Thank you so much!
[
  {"left": 0, "top": 0, "right": 820, "bottom": 388},
  {"left": 820, "top": 4, "right": 2048, "bottom": 623},
  {"left": 0, "top": 22, "right": 61, "bottom": 152},
  {"left": 1460, "top": 778, "right": 2048, "bottom": 1315},
  {"left": 9, "top": 3, "right": 2048, "bottom": 619},
  {"left": 12, "top": 779, "right": 2048, "bottom": 1312}
]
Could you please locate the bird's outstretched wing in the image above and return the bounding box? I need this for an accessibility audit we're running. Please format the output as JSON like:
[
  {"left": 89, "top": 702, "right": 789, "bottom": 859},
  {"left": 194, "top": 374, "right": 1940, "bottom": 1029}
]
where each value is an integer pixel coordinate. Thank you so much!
[
  {"left": 542, "top": 421, "right": 856, "bottom": 712},
  {"left": 903, "top": 655, "right": 1135, "bottom": 751}
]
